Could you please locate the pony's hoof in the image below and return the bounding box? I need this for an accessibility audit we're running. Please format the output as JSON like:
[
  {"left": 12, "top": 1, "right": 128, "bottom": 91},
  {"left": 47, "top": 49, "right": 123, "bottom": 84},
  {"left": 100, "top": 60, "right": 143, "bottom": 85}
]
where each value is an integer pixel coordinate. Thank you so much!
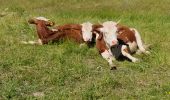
[{"left": 110, "top": 66, "right": 117, "bottom": 70}]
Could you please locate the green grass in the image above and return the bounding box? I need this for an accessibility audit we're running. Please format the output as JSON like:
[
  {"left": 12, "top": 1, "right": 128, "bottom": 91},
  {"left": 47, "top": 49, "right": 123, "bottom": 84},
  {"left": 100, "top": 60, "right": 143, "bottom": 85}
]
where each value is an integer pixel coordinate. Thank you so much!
[{"left": 0, "top": 0, "right": 170, "bottom": 99}]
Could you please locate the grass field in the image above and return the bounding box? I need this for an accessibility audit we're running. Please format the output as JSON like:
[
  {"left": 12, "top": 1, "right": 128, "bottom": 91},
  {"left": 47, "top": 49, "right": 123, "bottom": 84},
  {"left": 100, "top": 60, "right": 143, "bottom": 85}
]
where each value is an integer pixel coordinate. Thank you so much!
[{"left": 0, "top": 0, "right": 170, "bottom": 99}]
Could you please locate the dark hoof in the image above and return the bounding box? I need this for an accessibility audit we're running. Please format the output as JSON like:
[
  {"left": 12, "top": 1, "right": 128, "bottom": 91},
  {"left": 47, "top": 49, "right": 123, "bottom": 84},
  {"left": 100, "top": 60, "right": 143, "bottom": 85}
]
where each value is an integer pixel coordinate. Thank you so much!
[{"left": 110, "top": 66, "right": 117, "bottom": 70}]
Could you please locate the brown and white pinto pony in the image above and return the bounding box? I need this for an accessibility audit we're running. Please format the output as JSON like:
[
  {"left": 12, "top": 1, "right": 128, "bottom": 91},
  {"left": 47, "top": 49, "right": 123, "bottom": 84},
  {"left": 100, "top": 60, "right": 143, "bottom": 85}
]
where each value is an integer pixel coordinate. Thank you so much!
[
  {"left": 99, "top": 21, "right": 150, "bottom": 55},
  {"left": 22, "top": 17, "right": 95, "bottom": 46},
  {"left": 92, "top": 21, "right": 150, "bottom": 69}
]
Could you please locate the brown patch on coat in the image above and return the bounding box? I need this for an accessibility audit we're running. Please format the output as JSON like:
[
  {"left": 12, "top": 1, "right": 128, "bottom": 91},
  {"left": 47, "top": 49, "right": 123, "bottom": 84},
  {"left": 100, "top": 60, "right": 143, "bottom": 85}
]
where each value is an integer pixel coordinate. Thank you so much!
[
  {"left": 92, "top": 25, "right": 109, "bottom": 54},
  {"left": 117, "top": 24, "right": 136, "bottom": 43}
]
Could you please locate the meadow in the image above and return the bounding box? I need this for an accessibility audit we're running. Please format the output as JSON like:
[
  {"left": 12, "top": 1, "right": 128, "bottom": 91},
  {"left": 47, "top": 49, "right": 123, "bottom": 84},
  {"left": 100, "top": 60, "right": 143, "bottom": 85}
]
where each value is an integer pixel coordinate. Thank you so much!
[{"left": 0, "top": 0, "right": 170, "bottom": 99}]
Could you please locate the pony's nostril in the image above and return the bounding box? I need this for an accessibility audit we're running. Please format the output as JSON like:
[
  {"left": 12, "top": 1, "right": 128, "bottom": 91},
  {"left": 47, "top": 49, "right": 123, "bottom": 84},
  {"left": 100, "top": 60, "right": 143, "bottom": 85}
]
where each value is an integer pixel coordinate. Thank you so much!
[
  {"left": 84, "top": 37, "right": 90, "bottom": 41},
  {"left": 112, "top": 40, "right": 118, "bottom": 45}
]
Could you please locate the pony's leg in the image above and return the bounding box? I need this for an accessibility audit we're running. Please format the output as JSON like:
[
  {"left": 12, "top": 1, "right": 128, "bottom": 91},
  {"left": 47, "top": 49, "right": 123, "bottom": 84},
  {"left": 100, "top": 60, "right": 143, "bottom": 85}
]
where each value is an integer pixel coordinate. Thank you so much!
[
  {"left": 21, "top": 39, "right": 42, "bottom": 45},
  {"left": 121, "top": 45, "right": 139, "bottom": 63},
  {"left": 130, "top": 28, "right": 150, "bottom": 54},
  {"left": 101, "top": 50, "right": 117, "bottom": 70}
]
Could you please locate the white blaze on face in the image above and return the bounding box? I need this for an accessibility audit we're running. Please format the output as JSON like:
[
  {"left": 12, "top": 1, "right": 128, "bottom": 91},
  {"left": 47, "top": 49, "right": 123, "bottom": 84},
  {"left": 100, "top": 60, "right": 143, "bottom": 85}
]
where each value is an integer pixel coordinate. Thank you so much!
[
  {"left": 95, "top": 33, "right": 99, "bottom": 40},
  {"left": 35, "top": 17, "right": 50, "bottom": 21},
  {"left": 81, "top": 22, "right": 93, "bottom": 42},
  {"left": 99, "top": 21, "right": 118, "bottom": 47}
]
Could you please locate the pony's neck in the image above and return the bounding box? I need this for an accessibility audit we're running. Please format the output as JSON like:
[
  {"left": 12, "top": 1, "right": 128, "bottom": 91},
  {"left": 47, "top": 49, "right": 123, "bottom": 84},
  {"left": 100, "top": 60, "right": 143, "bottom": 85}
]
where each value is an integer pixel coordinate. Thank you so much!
[{"left": 36, "top": 23, "right": 52, "bottom": 39}]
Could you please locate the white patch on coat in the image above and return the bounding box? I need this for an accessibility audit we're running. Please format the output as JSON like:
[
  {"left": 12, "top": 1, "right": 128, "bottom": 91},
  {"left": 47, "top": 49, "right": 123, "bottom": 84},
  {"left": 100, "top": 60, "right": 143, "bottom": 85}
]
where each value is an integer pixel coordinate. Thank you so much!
[
  {"left": 21, "top": 39, "right": 42, "bottom": 45},
  {"left": 99, "top": 21, "right": 118, "bottom": 47},
  {"left": 21, "top": 41, "right": 29, "bottom": 44},
  {"left": 130, "top": 28, "right": 150, "bottom": 54},
  {"left": 101, "top": 50, "right": 115, "bottom": 66},
  {"left": 121, "top": 45, "right": 139, "bottom": 63},
  {"left": 95, "top": 33, "right": 99, "bottom": 40},
  {"left": 127, "top": 41, "right": 138, "bottom": 53},
  {"left": 51, "top": 28, "right": 58, "bottom": 32},
  {"left": 21, "top": 41, "right": 37, "bottom": 44},
  {"left": 37, "top": 39, "right": 43, "bottom": 45},
  {"left": 81, "top": 22, "right": 93, "bottom": 42},
  {"left": 36, "top": 17, "right": 50, "bottom": 21}
]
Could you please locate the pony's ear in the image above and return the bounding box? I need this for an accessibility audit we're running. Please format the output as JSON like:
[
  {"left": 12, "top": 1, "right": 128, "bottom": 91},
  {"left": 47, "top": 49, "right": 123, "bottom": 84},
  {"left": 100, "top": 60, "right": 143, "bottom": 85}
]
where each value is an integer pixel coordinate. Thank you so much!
[
  {"left": 28, "top": 19, "right": 36, "bottom": 24},
  {"left": 96, "top": 32, "right": 103, "bottom": 40},
  {"left": 50, "top": 21, "right": 55, "bottom": 26},
  {"left": 93, "top": 27, "right": 103, "bottom": 40}
]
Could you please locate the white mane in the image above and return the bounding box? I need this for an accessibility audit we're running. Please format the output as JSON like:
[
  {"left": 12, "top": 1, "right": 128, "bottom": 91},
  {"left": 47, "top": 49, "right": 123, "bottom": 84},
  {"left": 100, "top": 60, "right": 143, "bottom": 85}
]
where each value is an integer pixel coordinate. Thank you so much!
[{"left": 35, "top": 17, "right": 50, "bottom": 21}]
